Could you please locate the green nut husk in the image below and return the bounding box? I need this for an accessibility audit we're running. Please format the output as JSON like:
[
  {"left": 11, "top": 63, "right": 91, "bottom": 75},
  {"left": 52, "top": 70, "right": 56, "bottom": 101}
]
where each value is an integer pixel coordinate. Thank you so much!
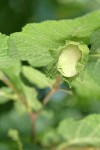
[{"left": 57, "top": 41, "right": 89, "bottom": 77}]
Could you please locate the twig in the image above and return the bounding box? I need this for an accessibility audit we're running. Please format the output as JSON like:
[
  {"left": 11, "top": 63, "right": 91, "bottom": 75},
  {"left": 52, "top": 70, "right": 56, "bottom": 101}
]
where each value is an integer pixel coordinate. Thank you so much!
[
  {"left": 89, "top": 53, "right": 100, "bottom": 58},
  {"left": 25, "top": 75, "right": 72, "bottom": 142},
  {"left": 42, "top": 76, "right": 61, "bottom": 106},
  {"left": 29, "top": 112, "right": 38, "bottom": 141},
  {"left": 58, "top": 88, "right": 73, "bottom": 95}
]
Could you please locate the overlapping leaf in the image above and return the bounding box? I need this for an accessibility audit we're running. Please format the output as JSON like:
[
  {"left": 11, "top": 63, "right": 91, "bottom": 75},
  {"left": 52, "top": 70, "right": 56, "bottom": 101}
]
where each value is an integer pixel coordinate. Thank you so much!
[
  {"left": 72, "top": 29, "right": 100, "bottom": 99},
  {"left": 57, "top": 115, "right": 100, "bottom": 149},
  {"left": 3, "top": 66, "right": 41, "bottom": 112},
  {"left": 0, "top": 33, "right": 18, "bottom": 70},
  {"left": 8, "top": 11, "right": 100, "bottom": 67},
  {"left": 22, "top": 66, "right": 54, "bottom": 89},
  {"left": 37, "top": 114, "right": 100, "bottom": 149},
  {"left": 72, "top": 70, "right": 100, "bottom": 99},
  {"left": 0, "top": 87, "right": 17, "bottom": 104},
  {"left": 87, "top": 29, "right": 100, "bottom": 85}
]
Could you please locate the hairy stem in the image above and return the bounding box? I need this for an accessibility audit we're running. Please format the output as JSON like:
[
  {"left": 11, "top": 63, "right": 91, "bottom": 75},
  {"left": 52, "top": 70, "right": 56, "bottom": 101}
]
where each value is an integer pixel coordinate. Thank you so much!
[{"left": 29, "top": 76, "right": 62, "bottom": 141}]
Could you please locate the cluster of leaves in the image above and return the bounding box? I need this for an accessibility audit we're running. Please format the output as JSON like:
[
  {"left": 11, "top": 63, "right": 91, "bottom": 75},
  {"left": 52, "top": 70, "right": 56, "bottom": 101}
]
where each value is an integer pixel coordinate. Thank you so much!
[{"left": 0, "top": 11, "right": 100, "bottom": 150}]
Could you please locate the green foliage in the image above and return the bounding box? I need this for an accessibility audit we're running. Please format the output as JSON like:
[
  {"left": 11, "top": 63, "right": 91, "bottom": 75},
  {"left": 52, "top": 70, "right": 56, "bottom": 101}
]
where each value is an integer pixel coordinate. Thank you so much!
[
  {"left": 37, "top": 114, "right": 100, "bottom": 149},
  {"left": 58, "top": 115, "right": 100, "bottom": 148},
  {"left": 8, "top": 11, "right": 100, "bottom": 68},
  {"left": 22, "top": 66, "right": 54, "bottom": 88},
  {"left": 0, "top": 34, "right": 18, "bottom": 70},
  {"left": 0, "top": 10, "right": 100, "bottom": 150},
  {"left": 8, "top": 129, "right": 23, "bottom": 150}
]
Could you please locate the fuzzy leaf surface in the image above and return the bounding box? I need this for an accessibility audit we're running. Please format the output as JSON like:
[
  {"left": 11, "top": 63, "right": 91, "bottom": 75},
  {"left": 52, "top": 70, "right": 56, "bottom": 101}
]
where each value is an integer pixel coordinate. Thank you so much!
[
  {"left": 8, "top": 11, "right": 100, "bottom": 67},
  {"left": 0, "top": 33, "right": 19, "bottom": 70}
]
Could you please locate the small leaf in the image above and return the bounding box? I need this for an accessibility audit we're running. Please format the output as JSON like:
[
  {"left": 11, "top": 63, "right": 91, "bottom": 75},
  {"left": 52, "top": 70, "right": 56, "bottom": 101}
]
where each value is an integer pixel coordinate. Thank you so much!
[
  {"left": 0, "top": 87, "right": 17, "bottom": 104},
  {"left": 22, "top": 66, "right": 54, "bottom": 88},
  {"left": 8, "top": 129, "right": 23, "bottom": 150},
  {"left": 22, "top": 85, "right": 42, "bottom": 111},
  {"left": 87, "top": 29, "right": 100, "bottom": 86},
  {"left": 72, "top": 70, "right": 100, "bottom": 99},
  {"left": 90, "top": 29, "right": 100, "bottom": 52}
]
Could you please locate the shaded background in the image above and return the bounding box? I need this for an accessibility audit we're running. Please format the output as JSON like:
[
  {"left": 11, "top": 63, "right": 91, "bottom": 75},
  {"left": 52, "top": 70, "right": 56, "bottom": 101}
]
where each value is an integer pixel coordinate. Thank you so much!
[
  {"left": 0, "top": 0, "right": 100, "bottom": 34},
  {"left": 0, "top": 0, "right": 100, "bottom": 150}
]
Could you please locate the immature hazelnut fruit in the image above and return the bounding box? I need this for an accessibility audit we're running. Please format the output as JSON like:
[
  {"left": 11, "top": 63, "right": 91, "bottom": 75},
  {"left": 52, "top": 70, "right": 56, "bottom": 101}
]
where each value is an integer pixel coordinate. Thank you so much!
[{"left": 57, "top": 41, "right": 89, "bottom": 77}]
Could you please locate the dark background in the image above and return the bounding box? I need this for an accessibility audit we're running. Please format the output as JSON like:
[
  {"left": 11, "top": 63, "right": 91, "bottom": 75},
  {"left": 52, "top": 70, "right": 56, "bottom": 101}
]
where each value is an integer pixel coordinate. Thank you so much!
[{"left": 0, "top": 0, "right": 100, "bottom": 34}]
